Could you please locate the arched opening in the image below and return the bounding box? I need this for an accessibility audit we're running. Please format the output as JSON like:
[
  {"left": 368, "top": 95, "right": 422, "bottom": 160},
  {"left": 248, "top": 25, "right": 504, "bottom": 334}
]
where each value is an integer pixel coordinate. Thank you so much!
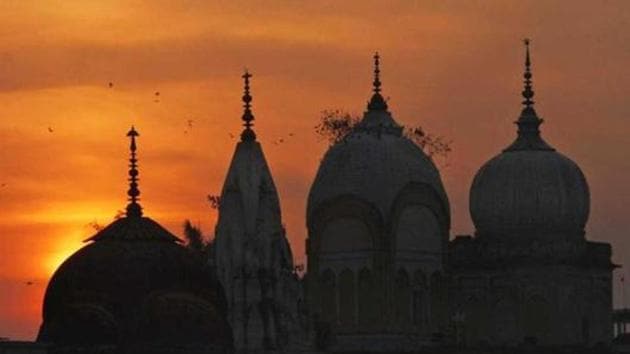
[
  {"left": 395, "top": 269, "right": 411, "bottom": 328},
  {"left": 413, "top": 270, "right": 427, "bottom": 329},
  {"left": 394, "top": 205, "right": 442, "bottom": 256},
  {"left": 320, "top": 217, "right": 372, "bottom": 253},
  {"left": 358, "top": 268, "right": 378, "bottom": 327},
  {"left": 319, "top": 269, "right": 337, "bottom": 325},
  {"left": 338, "top": 269, "right": 356, "bottom": 328},
  {"left": 430, "top": 272, "right": 444, "bottom": 329}
]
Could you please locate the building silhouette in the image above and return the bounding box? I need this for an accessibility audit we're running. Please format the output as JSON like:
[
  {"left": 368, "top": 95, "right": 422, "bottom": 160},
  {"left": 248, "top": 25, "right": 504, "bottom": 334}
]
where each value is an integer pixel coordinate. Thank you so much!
[
  {"left": 304, "top": 42, "right": 614, "bottom": 351},
  {"left": 306, "top": 52, "right": 450, "bottom": 351},
  {"left": 12, "top": 41, "right": 616, "bottom": 354},
  {"left": 213, "top": 71, "right": 300, "bottom": 353},
  {"left": 36, "top": 127, "right": 233, "bottom": 353},
  {"left": 450, "top": 39, "right": 615, "bottom": 347}
]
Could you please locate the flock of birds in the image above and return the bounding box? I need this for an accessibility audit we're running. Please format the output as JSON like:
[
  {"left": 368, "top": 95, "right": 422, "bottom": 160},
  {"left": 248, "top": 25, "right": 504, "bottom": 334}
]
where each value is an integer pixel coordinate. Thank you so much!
[
  {"left": 45, "top": 81, "right": 295, "bottom": 146},
  {"left": 44, "top": 81, "right": 297, "bottom": 146},
  {"left": 10, "top": 81, "right": 303, "bottom": 290}
]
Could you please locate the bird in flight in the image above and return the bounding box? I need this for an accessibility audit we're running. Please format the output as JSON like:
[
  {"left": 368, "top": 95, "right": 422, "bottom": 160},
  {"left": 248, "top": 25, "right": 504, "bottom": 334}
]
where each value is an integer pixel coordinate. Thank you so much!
[
  {"left": 108, "top": 82, "right": 113, "bottom": 88},
  {"left": 47, "top": 127, "right": 54, "bottom": 133}
]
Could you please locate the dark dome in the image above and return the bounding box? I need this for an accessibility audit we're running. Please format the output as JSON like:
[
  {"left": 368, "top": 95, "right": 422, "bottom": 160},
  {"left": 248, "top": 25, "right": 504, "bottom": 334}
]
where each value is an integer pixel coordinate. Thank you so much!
[
  {"left": 38, "top": 215, "right": 233, "bottom": 349},
  {"left": 469, "top": 107, "right": 590, "bottom": 242}
]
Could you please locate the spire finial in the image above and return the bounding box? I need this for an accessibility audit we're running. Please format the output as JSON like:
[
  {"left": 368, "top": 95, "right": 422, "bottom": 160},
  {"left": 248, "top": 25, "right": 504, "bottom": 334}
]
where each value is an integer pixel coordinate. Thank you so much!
[
  {"left": 522, "top": 38, "right": 534, "bottom": 108},
  {"left": 367, "top": 52, "right": 388, "bottom": 111},
  {"left": 505, "top": 39, "right": 553, "bottom": 152},
  {"left": 241, "top": 69, "right": 256, "bottom": 141},
  {"left": 373, "top": 52, "right": 381, "bottom": 94},
  {"left": 126, "top": 126, "right": 142, "bottom": 217}
]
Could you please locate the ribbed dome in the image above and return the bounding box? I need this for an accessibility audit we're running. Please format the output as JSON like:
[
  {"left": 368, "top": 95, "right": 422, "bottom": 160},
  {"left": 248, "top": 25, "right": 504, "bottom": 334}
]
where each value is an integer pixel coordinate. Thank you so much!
[
  {"left": 470, "top": 146, "right": 590, "bottom": 240},
  {"left": 307, "top": 105, "right": 449, "bottom": 225},
  {"left": 469, "top": 43, "right": 590, "bottom": 241}
]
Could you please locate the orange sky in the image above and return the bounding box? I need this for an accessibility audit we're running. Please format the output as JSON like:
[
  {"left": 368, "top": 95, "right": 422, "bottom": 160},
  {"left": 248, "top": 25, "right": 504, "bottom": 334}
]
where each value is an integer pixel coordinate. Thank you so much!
[{"left": 1, "top": 0, "right": 630, "bottom": 340}]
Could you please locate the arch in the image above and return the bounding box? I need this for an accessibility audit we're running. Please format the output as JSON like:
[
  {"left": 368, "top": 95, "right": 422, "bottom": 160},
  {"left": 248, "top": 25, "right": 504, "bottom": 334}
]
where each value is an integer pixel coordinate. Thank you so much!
[
  {"left": 389, "top": 182, "right": 450, "bottom": 235},
  {"left": 412, "top": 270, "right": 427, "bottom": 328},
  {"left": 41, "top": 303, "right": 119, "bottom": 345},
  {"left": 394, "top": 205, "right": 441, "bottom": 254},
  {"left": 394, "top": 269, "right": 412, "bottom": 327},
  {"left": 430, "top": 272, "right": 444, "bottom": 328},
  {"left": 358, "top": 268, "right": 378, "bottom": 326},
  {"left": 320, "top": 217, "right": 371, "bottom": 253},
  {"left": 338, "top": 269, "right": 356, "bottom": 328},
  {"left": 319, "top": 269, "right": 337, "bottom": 324},
  {"left": 308, "top": 195, "right": 383, "bottom": 253}
]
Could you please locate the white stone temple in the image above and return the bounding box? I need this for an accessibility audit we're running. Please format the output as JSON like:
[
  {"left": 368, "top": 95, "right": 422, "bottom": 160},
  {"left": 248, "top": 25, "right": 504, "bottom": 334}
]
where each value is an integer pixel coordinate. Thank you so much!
[{"left": 213, "top": 71, "right": 300, "bottom": 353}]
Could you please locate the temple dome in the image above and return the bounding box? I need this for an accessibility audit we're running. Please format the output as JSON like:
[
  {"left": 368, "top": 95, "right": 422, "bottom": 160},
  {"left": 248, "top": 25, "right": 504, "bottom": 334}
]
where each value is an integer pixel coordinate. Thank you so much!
[
  {"left": 470, "top": 142, "right": 589, "bottom": 240},
  {"left": 307, "top": 108, "right": 449, "bottom": 226},
  {"left": 308, "top": 54, "right": 449, "bottom": 225},
  {"left": 39, "top": 218, "right": 232, "bottom": 347},
  {"left": 469, "top": 41, "right": 590, "bottom": 242},
  {"left": 37, "top": 127, "right": 233, "bottom": 350}
]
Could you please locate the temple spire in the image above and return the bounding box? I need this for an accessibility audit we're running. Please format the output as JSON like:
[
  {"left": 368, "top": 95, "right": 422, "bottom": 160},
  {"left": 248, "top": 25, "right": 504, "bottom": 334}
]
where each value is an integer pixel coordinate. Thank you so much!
[
  {"left": 126, "top": 126, "right": 143, "bottom": 217},
  {"left": 505, "top": 39, "right": 553, "bottom": 151},
  {"left": 241, "top": 70, "right": 256, "bottom": 141},
  {"left": 522, "top": 38, "right": 535, "bottom": 108},
  {"left": 367, "top": 52, "right": 388, "bottom": 111},
  {"left": 373, "top": 52, "right": 382, "bottom": 94}
]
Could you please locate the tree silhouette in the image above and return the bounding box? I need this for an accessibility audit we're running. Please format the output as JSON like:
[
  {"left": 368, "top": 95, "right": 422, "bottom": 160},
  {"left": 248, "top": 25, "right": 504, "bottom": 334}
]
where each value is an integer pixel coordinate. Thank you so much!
[
  {"left": 207, "top": 194, "right": 221, "bottom": 210},
  {"left": 183, "top": 220, "right": 205, "bottom": 253},
  {"left": 315, "top": 109, "right": 451, "bottom": 159},
  {"left": 314, "top": 109, "right": 360, "bottom": 145}
]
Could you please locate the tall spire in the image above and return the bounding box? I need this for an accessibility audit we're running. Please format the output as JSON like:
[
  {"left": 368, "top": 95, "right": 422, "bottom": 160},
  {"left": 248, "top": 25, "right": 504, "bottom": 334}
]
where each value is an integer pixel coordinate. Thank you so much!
[
  {"left": 505, "top": 39, "right": 553, "bottom": 152},
  {"left": 522, "top": 38, "right": 535, "bottom": 108},
  {"left": 241, "top": 70, "right": 256, "bottom": 141},
  {"left": 126, "top": 126, "right": 143, "bottom": 217},
  {"left": 367, "top": 52, "right": 388, "bottom": 111}
]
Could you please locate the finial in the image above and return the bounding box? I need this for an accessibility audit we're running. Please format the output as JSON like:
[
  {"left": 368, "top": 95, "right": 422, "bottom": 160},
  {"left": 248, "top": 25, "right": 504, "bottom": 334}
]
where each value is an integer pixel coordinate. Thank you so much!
[
  {"left": 505, "top": 39, "right": 553, "bottom": 152},
  {"left": 367, "top": 52, "right": 388, "bottom": 111},
  {"left": 373, "top": 52, "right": 381, "bottom": 94},
  {"left": 522, "top": 38, "right": 534, "bottom": 108},
  {"left": 126, "top": 126, "right": 142, "bottom": 217},
  {"left": 241, "top": 69, "right": 256, "bottom": 141}
]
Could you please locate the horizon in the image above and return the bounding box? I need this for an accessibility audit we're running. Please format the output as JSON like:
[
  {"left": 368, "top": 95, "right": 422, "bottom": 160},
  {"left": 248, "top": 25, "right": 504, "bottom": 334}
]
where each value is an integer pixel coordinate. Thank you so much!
[{"left": 1, "top": 1, "right": 629, "bottom": 340}]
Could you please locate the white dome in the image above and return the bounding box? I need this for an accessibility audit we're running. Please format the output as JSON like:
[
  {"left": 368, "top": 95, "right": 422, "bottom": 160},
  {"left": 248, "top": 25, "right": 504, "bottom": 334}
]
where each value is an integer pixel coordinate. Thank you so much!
[
  {"left": 469, "top": 107, "right": 590, "bottom": 241},
  {"left": 307, "top": 107, "right": 450, "bottom": 227}
]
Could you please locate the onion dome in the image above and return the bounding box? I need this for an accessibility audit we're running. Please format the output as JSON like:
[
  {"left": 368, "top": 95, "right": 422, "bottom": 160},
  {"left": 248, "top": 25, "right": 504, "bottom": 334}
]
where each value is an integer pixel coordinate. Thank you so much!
[
  {"left": 307, "top": 53, "right": 450, "bottom": 228},
  {"left": 38, "top": 127, "right": 233, "bottom": 351},
  {"left": 469, "top": 40, "right": 590, "bottom": 242}
]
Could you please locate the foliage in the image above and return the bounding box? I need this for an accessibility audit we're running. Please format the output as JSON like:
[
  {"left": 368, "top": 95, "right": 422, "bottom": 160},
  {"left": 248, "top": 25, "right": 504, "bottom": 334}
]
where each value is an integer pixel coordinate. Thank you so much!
[
  {"left": 314, "top": 109, "right": 360, "bottom": 145},
  {"left": 207, "top": 194, "right": 221, "bottom": 210},
  {"left": 403, "top": 126, "right": 452, "bottom": 160},
  {"left": 183, "top": 220, "right": 205, "bottom": 252},
  {"left": 314, "top": 109, "right": 452, "bottom": 160}
]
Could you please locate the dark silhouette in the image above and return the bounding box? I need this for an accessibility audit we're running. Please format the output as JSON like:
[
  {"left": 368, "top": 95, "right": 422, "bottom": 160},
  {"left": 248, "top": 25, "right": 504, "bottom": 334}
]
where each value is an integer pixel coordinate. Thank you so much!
[
  {"left": 183, "top": 219, "right": 205, "bottom": 253},
  {"left": 315, "top": 109, "right": 451, "bottom": 159},
  {"left": 36, "top": 127, "right": 233, "bottom": 353},
  {"left": 207, "top": 194, "right": 221, "bottom": 210}
]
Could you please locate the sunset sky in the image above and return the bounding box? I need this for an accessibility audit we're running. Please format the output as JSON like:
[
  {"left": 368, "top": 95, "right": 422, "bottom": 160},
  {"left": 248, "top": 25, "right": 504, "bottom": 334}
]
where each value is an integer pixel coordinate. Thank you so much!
[{"left": 1, "top": 1, "right": 629, "bottom": 340}]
